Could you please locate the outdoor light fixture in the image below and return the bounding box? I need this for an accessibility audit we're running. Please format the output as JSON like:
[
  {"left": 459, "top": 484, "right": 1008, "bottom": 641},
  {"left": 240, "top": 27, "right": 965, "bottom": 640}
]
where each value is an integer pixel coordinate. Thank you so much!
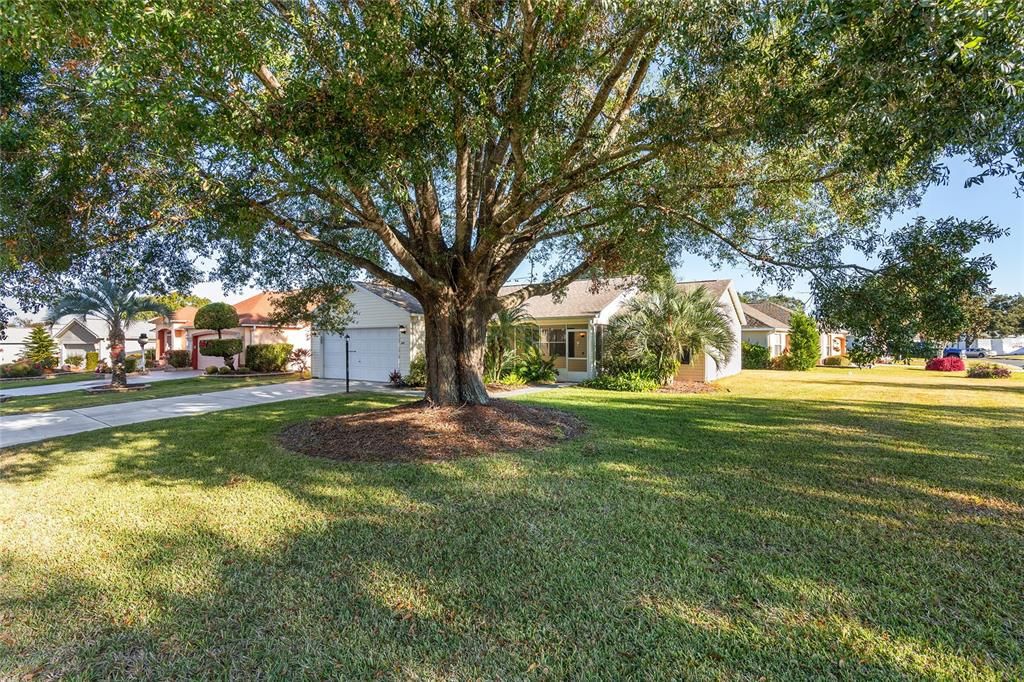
[
  {"left": 137, "top": 332, "right": 149, "bottom": 374},
  {"left": 399, "top": 324, "right": 407, "bottom": 335}
]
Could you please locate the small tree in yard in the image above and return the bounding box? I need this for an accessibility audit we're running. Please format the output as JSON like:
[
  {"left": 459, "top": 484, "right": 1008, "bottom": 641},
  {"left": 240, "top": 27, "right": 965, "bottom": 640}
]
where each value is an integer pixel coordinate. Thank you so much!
[
  {"left": 785, "top": 313, "right": 820, "bottom": 371},
  {"left": 3, "top": 3, "right": 1021, "bottom": 405},
  {"left": 21, "top": 325, "right": 59, "bottom": 369},
  {"left": 194, "top": 303, "right": 241, "bottom": 370}
]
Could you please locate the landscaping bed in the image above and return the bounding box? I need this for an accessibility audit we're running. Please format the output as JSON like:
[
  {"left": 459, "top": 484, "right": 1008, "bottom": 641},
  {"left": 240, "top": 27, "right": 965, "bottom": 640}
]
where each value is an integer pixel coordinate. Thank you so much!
[
  {"left": 202, "top": 371, "right": 300, "bottom": 379},
  {"left": 657, "top": 380, "right": 722, "bottom": 394},
  {"left": 279, "top": 399, "right": 584, "bottom": 461}
]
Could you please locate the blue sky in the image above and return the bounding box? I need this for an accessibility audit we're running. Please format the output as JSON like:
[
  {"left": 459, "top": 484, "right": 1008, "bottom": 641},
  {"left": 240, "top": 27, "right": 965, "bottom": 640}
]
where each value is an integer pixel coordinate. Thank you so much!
[{"left": 672, "top": 157, "right": 1023, "bottom": 301}]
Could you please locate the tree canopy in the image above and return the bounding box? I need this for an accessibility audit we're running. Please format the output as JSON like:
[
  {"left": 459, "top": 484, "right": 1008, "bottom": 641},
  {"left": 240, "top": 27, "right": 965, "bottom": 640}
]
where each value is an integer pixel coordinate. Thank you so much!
[{"left": 2, "top": 1, "right": 1021, "bottom": 402}]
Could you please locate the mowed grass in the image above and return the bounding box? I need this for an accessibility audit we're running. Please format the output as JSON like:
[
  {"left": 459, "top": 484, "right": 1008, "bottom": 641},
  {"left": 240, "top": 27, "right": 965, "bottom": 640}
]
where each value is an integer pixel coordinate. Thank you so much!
[
  {"left": 0, "top": 372, "right": 100, "bottom": 390},
  {"left": 0, "top": 373, "right": 303, "bottom": 416},
  {"left": 1, "top": 368, "right": 1022, "bottom": 679}
]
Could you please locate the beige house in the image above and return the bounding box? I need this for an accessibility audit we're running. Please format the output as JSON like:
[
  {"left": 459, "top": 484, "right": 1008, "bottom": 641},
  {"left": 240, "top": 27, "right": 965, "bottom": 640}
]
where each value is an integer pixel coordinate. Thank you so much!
[
  {"left": 152, "top": 293, "right": 310, "bottom": 370},
  {"left": 310, "top": 278, "right": 745, "bottom": 383},
  {"left": 740, "top": 301, "right": 846, "bottom": 362}
]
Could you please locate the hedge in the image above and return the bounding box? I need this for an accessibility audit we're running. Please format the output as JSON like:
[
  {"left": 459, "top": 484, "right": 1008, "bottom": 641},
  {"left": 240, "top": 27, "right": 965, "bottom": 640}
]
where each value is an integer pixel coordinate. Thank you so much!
[
  {"left": 245, "top": 343, "right": 293, "bottom": 372},
  {"left": 85, "top": 351, "right": 100, "bottom": 370},
  {"left": 166, "top": 350, "right": 191, "bottom": 368},
  {"left": 741, "top": 342, "right": 771, "bottom": 369},
  {"left": 201, "top": 339, "right": 243, "bottom": 360}
]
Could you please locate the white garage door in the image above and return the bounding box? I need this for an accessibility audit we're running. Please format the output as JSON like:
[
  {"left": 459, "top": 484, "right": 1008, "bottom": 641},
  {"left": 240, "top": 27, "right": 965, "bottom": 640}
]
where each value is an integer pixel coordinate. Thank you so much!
[{"left": 322, "top": 328, "right": 402, "bottom": 381}]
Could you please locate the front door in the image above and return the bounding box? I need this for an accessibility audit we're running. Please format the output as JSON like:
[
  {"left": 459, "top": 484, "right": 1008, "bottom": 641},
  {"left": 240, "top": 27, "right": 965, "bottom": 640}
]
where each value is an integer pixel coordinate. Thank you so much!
[{"left": 566, "top": 328, "right": 590, "bottom": 380}]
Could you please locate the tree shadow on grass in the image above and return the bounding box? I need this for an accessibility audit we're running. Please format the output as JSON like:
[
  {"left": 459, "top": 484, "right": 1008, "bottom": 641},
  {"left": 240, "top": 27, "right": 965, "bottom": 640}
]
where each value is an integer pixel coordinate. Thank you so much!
[{"left": 2, "top": 390, "right": 1023, "bottom": 678}]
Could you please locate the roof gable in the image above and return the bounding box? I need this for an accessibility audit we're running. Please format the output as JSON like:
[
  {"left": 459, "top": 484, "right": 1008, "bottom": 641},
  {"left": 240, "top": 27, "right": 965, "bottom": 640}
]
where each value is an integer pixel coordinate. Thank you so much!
[{"left": 356, "top": 282, "right": 424, "bottom": 314}]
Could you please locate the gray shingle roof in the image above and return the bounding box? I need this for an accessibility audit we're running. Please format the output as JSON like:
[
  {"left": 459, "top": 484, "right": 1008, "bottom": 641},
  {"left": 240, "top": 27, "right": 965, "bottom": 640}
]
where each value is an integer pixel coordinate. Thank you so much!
[
  {"left": 741, "top": 303, "right": 789, "bottom": 329},
  {"left": 676, "top": 279, "right": 732, "bottom": 300},
  {"left": 747, "top": 301, "right": 795, "bottom": 326},
  {"left": 358, "top": 281, "right": 424, "bottom": 314},
  {"left": 498, "top": 277, "right": 636, "bottom": 318}
]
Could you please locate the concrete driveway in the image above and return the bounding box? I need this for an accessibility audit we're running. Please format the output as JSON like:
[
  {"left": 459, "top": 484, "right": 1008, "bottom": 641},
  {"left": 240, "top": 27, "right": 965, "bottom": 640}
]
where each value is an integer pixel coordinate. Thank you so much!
[
  {"left": 0, "top": 370, "right": 205, "bottom": 397},
  {"left": 1, "top": 379, "right": 421, "bottom": 448}
]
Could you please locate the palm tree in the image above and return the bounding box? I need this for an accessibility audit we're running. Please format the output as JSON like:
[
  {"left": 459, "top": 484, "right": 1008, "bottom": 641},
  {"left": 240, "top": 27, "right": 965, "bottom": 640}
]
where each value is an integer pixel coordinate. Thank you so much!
[
  {"left": 608, "top": 277, "right": 736, "bottom": 384},
  {"left": 485, "top": 302, "right": 534, "bottom": 381},
  {"left": 46, "top": 279, "right": 173, "bottom": 387}
]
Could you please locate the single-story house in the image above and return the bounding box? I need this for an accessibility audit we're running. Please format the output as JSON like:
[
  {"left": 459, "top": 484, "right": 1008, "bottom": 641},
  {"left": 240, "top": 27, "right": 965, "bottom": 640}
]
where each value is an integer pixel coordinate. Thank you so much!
[
  {"left": 311, "top": 278, "right": 744, "bottom": 383},
  {"left": 310, "top": 282, "right": 424, "bottom": 381},
  {"left": 152, "top": 292, "right": 310, "bottom": 370},
  {"left": 740, "top": 301, "right": 846, "bottom": 362},
  {"left": 1, "top": 315, "right": 154, "bottom": 366}
]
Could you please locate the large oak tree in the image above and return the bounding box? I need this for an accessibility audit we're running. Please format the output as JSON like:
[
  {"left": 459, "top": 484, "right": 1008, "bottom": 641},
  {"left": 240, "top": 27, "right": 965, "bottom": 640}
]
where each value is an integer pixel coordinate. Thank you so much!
[{"left": 2, "top": 0, "right": 1021, "bottom": 403}]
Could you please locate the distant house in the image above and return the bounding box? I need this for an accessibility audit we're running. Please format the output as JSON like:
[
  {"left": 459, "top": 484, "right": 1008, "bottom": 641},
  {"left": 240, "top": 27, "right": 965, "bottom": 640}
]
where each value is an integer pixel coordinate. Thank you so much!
[
  {"left": 311, "top": 278, "right": 745, "bottom": 383},
  {"left": 151, "top": 293, "right": 310, "bottom": 370},
  {"left": 0, "top": 316, "right": 154, "bottom": 366},
  {"left": 740, "top": 302, "right": 846, "bottom": 362}
]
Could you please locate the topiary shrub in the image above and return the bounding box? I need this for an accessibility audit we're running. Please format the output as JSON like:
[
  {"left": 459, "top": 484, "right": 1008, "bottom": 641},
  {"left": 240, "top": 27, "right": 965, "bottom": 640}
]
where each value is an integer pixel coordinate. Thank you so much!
[
  {"left": 66, "top": 354, "right": 85, "bottom": 368},
  {"left": 741, "top": 342, "right": 771, "bottom": 369},
  {"left": 244, "top": 343, "right": 293, "bottom": 372},
  {"left": 201, "top": 338, "right": 243, "bottom": 369},
  {"left": 581, "top": 371, "right": 660, "bottom": 392},
  {"left": 85, "top": 351, "right": 100, "bottom": 370},
  {"left": 193, "top": 302, "right": 239, "bottom": 334},
  {"left": 166, "top": 349, "right": 190, "bottom": 368},
  {"left": 235, "top": 366, "right": 253, "bottom": 374},
  {"left": 925, "top": 356, "right": 965, "bottom": 372},
  {"left": 218, "top": 365, "right": 233, "bottom": 375},
  {"left": 402, "top": 355, "right": 427, "bottom": 387},
  {"left": 966, "top": 363, "right": 1012, "bottom": 379},
  {"left": 205, "top": 365, "right": 219, "bottom": 375}
]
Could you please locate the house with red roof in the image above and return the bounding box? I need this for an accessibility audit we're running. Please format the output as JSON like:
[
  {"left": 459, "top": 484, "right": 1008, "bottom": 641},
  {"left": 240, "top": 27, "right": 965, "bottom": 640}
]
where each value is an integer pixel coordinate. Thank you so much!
[{"left": 152, "top": 293, "right": 310, "bottom": 370}]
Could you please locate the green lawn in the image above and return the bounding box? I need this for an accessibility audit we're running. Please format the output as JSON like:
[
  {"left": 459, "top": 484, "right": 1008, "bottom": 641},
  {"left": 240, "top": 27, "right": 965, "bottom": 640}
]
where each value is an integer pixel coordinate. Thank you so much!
[
  {"left": 0, "top": 371, "right": 99, "bottom": 390},
  {"left": 1, "top": 368, "right": 1022, "bottom": 679},
  {"left": 0, "top": 374, "right": 303, "bottom": 416}
]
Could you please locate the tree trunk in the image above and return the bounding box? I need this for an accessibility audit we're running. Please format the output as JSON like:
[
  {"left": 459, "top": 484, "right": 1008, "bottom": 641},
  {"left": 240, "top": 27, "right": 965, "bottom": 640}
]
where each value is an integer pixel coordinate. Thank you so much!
[
  {"left": 109, "top": 330, "right": 127, "bottom": 388},
  {"left": 423, "top": 296, "right": 492, "bottom": 406}
]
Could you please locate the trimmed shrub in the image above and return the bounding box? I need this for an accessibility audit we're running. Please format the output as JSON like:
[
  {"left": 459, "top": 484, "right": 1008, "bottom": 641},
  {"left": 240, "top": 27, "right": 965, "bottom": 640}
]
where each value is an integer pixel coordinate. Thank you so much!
[
  {"left": 581, "top": 371, "right": 661, "bottom": 392},
  {"left": 205, "top": 365, "right": 219, "bottom": 375},
  {"left": 402, "top": 355, "right": 427, "bottom": 387},
  {"left": 1, "top": 361, "right": 43, "bottom": 378},
  {"left": 235, "top": 366, "right": 253, "bottom": 374},
  {"left": 66, "top": 354, "right": 85, "bottom": 368},
  {"left": 785, "top": 312, "right": 820, "bottom": 371},
  {"left": 741, "top": 342, "right": 771, "bottom": 369},
  {"left": 201, "top": 338, "right": 243, "bottom": 369},
  {"left": 218, "top": 365, "right": 233, "bottom": 375},
  {"left": 967, "top": 363, "right": 1012, "bottom": 379},
  {"left": 85, "top": 351, "right": 100, "bottom": 370},
  {"left": 124, "top": 357, "right": 138, "bottom": 373},
  {"left": 244, "top": 343, "right": 292, "bottom": 372},
  {"left": 925, "top": 356, "right": 965, "bottom": 372},
  {"left": 166, "top": 350, "right": 190, "bottom": 368},
  {"left": 145, "top": 348, "right": 156, "bottom": 362},
  {"left": 822, "top": 355, "right": 849, "bottom": 367},
  {"left": 193, "top": 302, "right": 239, "bottom": 333}
]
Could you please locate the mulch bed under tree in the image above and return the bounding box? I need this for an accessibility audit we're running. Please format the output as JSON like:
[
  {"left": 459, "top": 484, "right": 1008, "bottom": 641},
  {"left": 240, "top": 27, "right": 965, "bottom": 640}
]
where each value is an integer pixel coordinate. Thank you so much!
[{"left": 279, "top": 399, "right": 585, "bottom": 462}]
